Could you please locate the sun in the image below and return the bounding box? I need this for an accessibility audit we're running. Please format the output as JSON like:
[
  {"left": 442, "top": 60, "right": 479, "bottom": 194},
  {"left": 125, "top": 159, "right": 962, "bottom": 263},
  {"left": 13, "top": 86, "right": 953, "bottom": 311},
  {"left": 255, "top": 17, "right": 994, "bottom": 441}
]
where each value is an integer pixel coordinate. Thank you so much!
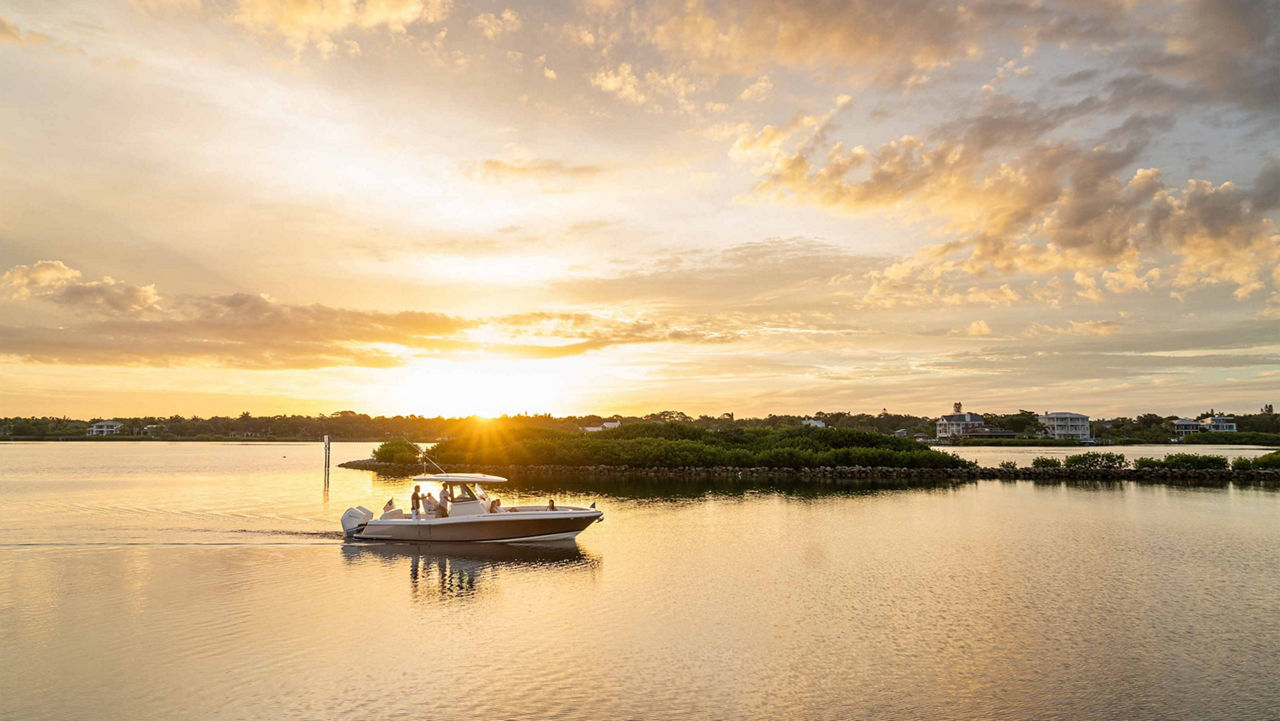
[{"left": 366, "top": 356, "right": 593, "bottom": 417}]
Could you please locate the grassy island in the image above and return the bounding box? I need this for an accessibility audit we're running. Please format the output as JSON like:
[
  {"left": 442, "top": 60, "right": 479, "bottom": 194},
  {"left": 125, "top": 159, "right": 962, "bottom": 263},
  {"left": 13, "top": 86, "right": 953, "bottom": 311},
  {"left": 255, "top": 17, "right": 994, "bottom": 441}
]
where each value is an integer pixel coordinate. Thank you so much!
[{"left": 425, "top": 423, "right": 975, "bottom": 469}]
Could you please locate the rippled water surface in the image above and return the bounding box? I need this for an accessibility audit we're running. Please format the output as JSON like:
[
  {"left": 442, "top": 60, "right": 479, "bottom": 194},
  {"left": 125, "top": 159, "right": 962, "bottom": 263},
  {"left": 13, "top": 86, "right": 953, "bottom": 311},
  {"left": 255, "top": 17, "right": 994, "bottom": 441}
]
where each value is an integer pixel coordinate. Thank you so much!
[{"left": 2, "top": 442, "right": 1279, "bottom": 720}]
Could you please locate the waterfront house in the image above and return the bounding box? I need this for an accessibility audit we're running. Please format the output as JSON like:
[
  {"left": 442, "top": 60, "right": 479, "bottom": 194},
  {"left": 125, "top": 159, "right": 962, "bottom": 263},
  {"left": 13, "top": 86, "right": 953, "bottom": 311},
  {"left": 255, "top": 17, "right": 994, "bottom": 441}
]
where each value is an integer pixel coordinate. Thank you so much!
[
  {"left": 802, "top": 418, "right": 826, "bottom": 428},
  {"left": 893, "top": 429, "right": 910, "bottom": 437},
  {"left": 936, "top": 402, "right": 984, "bottom": 438},
  {"left": 1200, "top": 416, "right": 1237, "bottom": 433},
  {"left": 1172, "top": 419, "right": 1201, "bottom": 437},
  {"left": 87, "top": 421, "right": 124, "bottom": 436},
  {"left": 581, "top": 421, "right": 621, "bottom": 433},
  {"left": 1039, "top": 411, "right": 1091, "bottom": 440}
]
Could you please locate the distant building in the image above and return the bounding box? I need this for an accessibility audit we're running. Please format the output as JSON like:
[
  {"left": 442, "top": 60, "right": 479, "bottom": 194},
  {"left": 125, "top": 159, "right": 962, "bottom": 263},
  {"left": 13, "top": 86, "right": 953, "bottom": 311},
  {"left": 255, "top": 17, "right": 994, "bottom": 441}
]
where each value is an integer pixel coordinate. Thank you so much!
[
  {"left": 893, "top": 429, "right": 910, "bottom": 437},
  {"left": 936, "top": 402, "right": 983, "bottom": 438},
  {"left": 1039, "top": 411, "right": 1091, "bottom": 440},
  {"left": 581, "top": 421, "right": 621, "bottom": 433},
  {"left": 1172, "top": 419, "right": 1201, "bottom": 437},
  {"left": 142, "top": 424, "right": 165, "bottom": 436},
  {"left": 87, "top": 421, "right": 124, "bottom": 436},
  {"left": 1200, "top": 416, "right": 1237, "bottom": 433},
  {"left": 801, "top": 418, "right": 826, "bottom": 428}
]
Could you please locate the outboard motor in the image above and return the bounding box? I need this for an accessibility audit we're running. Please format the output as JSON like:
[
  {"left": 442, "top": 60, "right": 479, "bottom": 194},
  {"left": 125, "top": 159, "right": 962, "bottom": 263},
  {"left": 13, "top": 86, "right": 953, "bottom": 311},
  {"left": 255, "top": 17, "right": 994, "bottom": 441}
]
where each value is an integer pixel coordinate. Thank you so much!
[{"left": 341, "top": 506, "right": 373, "bottom": 536}]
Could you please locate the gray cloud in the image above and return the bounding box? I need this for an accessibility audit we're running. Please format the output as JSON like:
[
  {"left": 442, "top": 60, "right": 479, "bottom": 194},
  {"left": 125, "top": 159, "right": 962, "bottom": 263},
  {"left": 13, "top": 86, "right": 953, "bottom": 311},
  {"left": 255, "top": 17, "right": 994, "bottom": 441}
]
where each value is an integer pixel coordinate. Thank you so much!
[{"left": 1130, "top": 0, "right": 1280, "bottom": 114}]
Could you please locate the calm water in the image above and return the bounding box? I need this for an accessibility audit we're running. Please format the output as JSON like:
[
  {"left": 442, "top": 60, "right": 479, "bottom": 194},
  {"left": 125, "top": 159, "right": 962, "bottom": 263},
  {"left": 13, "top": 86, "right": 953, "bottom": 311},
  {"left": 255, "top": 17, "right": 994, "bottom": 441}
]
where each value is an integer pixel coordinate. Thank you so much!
[{"left": 2, "top": 442, "right": 1279, "bottom": 720}]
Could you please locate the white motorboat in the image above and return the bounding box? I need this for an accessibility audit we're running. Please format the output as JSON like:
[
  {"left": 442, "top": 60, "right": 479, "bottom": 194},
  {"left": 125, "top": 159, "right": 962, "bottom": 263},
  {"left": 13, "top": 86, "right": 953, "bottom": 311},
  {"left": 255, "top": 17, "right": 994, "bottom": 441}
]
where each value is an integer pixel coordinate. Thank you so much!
[{"left": 341, "top": 473, "right": 603, "bottom": 543}]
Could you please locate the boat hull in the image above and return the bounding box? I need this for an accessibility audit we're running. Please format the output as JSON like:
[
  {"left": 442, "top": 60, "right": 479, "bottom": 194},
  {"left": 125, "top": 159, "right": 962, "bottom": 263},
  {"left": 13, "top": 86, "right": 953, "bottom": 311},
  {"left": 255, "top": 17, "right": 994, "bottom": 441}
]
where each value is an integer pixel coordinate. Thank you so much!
[{"left": 352, "top": 509, "right": 602, "bottom": 543}]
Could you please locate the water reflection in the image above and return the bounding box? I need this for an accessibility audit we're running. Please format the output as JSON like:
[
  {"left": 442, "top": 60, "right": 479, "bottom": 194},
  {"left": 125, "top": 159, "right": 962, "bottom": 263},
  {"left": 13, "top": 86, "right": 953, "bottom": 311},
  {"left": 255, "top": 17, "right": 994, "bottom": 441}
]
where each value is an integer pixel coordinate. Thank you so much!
[
  {"left": 340, "top": 541, "right": 600, "bottom": 600},
  {"left": 5, "top": 443, "right": 1280, "bottom": 721}
]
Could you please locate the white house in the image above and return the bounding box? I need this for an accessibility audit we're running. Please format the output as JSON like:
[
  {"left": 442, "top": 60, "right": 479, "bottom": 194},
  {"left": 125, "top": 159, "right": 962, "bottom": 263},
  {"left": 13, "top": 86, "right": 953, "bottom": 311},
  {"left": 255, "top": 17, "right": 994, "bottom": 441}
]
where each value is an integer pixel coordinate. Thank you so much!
[
  {"left": 1038, "top": 411, "right": 1091, "bottom": 440},
  {"left": 1200, "top": 416, "right": 1237, "bottom": 433},
  {"left": 581, "top": 421, "right": 621, "bottom": 433},
  {"left": 801, "top": 418, "right": 826, "bottom": 428},
  {"left": 87, "top": 421, "right": 124, "bottom": 436},
  {"left": 1172, "top": 419, "right": 1202, "bottom": 437},
  {"left": 936, "top": 402, "right": 984, "bottom": 438}
]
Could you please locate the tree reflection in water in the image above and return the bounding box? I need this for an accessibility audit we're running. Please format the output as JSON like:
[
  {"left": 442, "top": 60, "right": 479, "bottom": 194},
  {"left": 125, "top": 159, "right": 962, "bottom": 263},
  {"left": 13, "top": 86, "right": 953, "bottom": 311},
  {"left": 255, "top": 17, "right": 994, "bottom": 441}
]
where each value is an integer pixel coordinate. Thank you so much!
[{"left": 340, "top": 541, "right": 600, "bottom": 600}]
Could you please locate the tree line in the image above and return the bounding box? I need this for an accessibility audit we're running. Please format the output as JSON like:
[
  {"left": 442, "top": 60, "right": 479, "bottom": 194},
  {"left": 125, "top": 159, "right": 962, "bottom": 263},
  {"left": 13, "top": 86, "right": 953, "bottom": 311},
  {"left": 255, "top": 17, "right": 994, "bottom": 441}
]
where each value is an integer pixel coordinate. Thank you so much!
[{"left": 1, "top": 407, "right": 1277, "bottom": 443}]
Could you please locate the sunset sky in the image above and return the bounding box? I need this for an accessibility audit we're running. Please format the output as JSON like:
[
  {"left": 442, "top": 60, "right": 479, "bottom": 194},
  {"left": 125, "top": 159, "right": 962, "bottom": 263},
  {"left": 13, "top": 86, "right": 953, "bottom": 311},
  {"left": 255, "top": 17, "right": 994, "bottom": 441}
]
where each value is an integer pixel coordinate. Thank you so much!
[{"left": 1, "top": 0, "right": 1278, "bottom": 418}]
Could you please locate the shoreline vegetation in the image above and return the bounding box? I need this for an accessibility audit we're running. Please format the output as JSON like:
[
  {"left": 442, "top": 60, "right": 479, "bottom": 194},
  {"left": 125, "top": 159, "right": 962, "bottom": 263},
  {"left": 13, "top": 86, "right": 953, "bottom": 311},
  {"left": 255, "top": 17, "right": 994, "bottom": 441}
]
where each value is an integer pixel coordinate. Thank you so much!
[
  {"left": 339, "top": 428, "right": 1280, "bottom": 490},
  {"left": 338, "top": 458, "right": 1280, "bottom": 490},
  {"left": 428, "top": 425, "right": 976, "bottom": 469},
  {"left": 4, "top": 410, "right": 1280, "bottom": 446}
]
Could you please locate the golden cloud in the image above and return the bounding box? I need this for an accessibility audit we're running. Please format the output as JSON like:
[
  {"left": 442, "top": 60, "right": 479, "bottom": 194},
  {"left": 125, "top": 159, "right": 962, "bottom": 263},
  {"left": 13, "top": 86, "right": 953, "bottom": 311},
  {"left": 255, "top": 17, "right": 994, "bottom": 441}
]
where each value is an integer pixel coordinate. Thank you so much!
[
  {"left": 641, "top": 0, "right": 984, "bottom": 86},
  {"left": 465, "top": 158, "right": 606, "bottom": 182},
  {"left": 1, "top": 260, "right": 162, "bottom": 314},
  {"left": 232, "top": 0, "right": 451, "bottom": 54},
  {"left": 469, "top": 8, "right": 520, "bottom": 40},
  {"left": 742, "top": 96, "right": 1280, "bottom": 308},
  {"left": 0, "top": 15, "right": 51, "bottom": 44},
  {"left": 0, "top": 262, "right": 746, "bottom": 369}
]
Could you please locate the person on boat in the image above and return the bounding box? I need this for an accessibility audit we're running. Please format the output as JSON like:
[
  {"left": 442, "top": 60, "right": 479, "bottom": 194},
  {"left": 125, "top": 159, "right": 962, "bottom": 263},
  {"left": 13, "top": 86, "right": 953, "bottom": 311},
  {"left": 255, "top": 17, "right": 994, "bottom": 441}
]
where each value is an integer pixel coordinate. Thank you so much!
[
  {"left": 489, "top": 498, "right": 503, "bottom": 513},
  {"left": 547, "top": 499, "right": 556, "bottom": 511},
  {"left": 432, "top": 487, "right": 448, "bottom": 518},
  {"left": 410, "top": 485, "right": 423, "bottom": 520}
]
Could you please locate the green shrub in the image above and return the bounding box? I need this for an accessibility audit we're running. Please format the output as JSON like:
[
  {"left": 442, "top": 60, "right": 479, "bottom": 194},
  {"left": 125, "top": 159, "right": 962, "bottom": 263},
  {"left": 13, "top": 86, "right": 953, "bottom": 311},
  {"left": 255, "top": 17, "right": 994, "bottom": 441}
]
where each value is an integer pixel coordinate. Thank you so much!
[
  {"left": 429, "top": 424, "right": 975, "bottom": 469},
  {"left": 1134, "top": 454, "right": 1229, "bottom": 470},
  {"left": 1063, "top": 452, "right": 1128, "bottom": 470},
  {"left": 1031, "top": 456, "right": 1062, "bottom": 468},
  {"left": 372, "top": 439, "right": 422, "bottom": 465},
  {"left": 1235, "top": 450, "right": 1280, "bottom": 470},
  {"left": 999, "top": 460, "right": 1017, "bottom": 470},
  {"left": 1181, "top": 431, "right": 1280, "bottom": 446},
  {"left": 1160, "top": 453, "right": 1229, "bottom": 470}
]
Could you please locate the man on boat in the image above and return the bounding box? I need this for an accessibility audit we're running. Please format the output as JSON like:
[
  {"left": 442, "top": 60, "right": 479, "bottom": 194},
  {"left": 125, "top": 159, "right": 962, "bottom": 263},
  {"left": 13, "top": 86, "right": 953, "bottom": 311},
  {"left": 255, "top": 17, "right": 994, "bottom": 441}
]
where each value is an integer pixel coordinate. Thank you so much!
[{"left": 410, "top": 485, "right": 423, "bottom": 520}]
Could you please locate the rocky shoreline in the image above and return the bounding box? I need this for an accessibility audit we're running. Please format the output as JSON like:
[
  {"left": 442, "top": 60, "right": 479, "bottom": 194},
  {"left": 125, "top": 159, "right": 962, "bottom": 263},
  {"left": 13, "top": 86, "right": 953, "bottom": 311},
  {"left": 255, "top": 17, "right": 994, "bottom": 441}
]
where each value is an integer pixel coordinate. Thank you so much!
[{"left": 337, "top": 459, "right": 1280, "bottom": 489}]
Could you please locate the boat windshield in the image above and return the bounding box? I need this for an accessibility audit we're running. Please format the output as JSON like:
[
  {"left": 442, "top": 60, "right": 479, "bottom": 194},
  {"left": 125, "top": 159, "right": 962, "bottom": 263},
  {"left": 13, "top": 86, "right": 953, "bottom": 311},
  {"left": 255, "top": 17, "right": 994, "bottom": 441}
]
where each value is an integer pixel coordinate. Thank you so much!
[{"left": 443, "top": 483, "right": 478, "bottom": 502}]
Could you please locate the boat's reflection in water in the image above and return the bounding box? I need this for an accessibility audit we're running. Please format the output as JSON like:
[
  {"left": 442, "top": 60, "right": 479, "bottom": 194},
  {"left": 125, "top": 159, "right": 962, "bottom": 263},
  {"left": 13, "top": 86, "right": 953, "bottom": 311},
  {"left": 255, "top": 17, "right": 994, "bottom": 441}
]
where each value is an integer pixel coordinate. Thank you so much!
[{"left": 341, "top": 540, "right": 601, "bottom": 599}]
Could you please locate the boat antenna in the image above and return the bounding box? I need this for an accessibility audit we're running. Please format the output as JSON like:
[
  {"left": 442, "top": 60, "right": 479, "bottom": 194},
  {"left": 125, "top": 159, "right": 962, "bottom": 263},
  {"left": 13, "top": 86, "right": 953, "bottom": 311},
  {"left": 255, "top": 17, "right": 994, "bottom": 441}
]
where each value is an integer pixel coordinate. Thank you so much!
[
  {"left": 422, "top": 450, "right": 448, "bottom": 475},
  {"left": 399, "top": 437, "right": 448, "bottom": 476}
]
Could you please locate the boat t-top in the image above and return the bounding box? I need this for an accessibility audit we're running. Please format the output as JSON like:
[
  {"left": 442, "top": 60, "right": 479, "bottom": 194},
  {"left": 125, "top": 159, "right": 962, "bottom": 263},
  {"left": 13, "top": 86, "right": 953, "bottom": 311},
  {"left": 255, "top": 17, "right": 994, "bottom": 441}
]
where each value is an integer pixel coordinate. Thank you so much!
[{"left": 341, "top": 473, "right": 603, "bottom": 543}]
